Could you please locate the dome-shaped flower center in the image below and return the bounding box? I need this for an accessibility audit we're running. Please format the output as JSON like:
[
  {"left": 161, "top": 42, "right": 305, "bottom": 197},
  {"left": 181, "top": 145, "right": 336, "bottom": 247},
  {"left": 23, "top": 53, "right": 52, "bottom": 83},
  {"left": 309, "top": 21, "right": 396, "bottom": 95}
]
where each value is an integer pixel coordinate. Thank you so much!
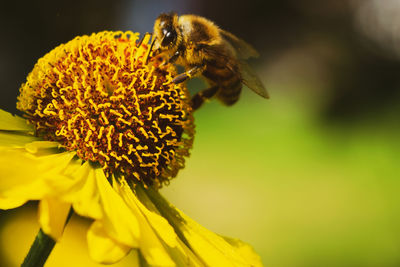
[{"left": 17, "top": 31, "right": 194, "bottom": 188}]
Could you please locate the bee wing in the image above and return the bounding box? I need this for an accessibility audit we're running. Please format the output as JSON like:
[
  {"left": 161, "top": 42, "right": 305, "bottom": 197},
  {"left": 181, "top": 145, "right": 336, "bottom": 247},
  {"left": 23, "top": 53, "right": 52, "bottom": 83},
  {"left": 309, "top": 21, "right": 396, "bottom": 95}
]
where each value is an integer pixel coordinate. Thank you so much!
[
  {"left": 220, "top": 29, "right": 259, "bottom": 59},
  {"left": 198, "top": 43, "right": 269, "bottom": 99},
  {"left": 239, "top": 61, "right": 269, "bottom": 98}
]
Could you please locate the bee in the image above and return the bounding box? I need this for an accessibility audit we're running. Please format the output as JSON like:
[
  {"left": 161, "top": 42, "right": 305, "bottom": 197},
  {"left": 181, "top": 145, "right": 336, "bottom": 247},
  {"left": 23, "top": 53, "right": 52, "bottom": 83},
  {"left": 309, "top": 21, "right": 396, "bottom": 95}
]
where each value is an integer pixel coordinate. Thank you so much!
[{"left": 152, "top": 12, "right": 269, "bottom": 110}]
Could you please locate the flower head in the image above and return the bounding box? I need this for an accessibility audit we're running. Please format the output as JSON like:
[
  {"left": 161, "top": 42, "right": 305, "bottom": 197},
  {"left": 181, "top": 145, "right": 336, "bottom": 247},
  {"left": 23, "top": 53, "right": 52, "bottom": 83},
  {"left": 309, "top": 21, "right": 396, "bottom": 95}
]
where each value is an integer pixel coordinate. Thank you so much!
[
  {"left": 0, "top": 31, "right": 262, "bottom": 266},
  {"left": 17, "top": 31, "right": 194, "bottom": 188}
]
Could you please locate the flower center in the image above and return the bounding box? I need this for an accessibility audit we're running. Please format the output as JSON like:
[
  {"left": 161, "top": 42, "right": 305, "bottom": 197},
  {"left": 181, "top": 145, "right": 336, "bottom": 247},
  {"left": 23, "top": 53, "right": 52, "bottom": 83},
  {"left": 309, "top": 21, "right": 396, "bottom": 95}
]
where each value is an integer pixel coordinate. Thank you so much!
[{"left": 17, "top": 31, "right": 194, "bottom": 188}]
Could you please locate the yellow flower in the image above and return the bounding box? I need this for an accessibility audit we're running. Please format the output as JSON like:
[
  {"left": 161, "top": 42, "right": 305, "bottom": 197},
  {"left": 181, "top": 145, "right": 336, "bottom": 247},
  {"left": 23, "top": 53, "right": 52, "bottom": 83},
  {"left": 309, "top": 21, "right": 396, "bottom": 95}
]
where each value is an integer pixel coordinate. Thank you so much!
[{"left": 0, "top": 31, "right": 262, "bottom": 266}]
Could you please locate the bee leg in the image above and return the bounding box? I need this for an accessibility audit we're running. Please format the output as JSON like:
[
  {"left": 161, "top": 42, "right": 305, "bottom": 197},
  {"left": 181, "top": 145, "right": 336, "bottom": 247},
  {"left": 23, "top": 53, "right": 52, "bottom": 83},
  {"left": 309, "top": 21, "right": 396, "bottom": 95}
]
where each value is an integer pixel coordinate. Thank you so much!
[
  {"left": 191, "top": 86, "right": 219, "bottom": 110},
  {"left": 168, "top": 51, "right": 181, "bottom": 64},
  {"left": 172, "top": 65, "right": 205, "bottom": 84},
  {"left": 161, "top": 50, "right": 181, "bottom": 66},
  {"left": 136, "top": 32, "right": 152, "bottom": 48}
]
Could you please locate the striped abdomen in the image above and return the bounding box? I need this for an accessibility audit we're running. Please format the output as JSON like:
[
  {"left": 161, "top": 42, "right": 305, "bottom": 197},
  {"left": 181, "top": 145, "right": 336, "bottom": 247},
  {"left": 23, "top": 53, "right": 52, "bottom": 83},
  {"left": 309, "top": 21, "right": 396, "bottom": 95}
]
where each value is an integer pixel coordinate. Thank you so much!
[{"left": 202, "top": 61, "right": 242, "bottom": 106}]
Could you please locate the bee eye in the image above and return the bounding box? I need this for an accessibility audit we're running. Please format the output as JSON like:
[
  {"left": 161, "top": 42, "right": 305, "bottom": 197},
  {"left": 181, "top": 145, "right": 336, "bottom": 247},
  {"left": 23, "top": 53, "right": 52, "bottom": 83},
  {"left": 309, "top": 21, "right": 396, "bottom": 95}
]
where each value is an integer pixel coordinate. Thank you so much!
[{"left": 161, "top": 28, "right": 177, "bottom": 47}]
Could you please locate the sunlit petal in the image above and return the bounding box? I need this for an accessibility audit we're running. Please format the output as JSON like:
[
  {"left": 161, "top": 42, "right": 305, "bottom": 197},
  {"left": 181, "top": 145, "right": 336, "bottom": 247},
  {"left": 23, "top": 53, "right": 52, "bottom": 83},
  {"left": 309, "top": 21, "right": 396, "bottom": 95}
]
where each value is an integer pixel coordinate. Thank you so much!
[
  {"left": 39, "top": 197, "right": 71, "bottom": 240},
  {"left": 0, "top": 131, "right": 38, "bottom": 148},
  {"left": 169, "top": 239, "right": 204, "bottom": 267},
  {"left": 0, "top": 110, "right": 32, "bottom": 132},
  {"left": 87, "top": 221, "right": 132, "bottom": 264},
  {"left": 0, "top": 197, "right": 27, "bottom": 209},
  {"left": 66, "top": 163, "right": 103, "bottom": 220},
  {"left": 115, "top": 178, "right": 175, "bottom": 266},
  {"left": 95, "top": 169, "right": 140, "bottom": 247},
  {"left": 24, "top": 141, "right": 59, "bottom": 153},
  {"left": 133, "top": 184, "right": 205, "bottom": 266},
  {"left": 0, "top": 150, "right": 75, "bottom": 199},
  {"left": 146, "top": 188, "right": 262, "bottom": 267},
  {"left": 130, "top": 182, "right": 178, "bottom": 248},
  {"left": 222, "top": 236, "right": 263, "bottom": 267}
]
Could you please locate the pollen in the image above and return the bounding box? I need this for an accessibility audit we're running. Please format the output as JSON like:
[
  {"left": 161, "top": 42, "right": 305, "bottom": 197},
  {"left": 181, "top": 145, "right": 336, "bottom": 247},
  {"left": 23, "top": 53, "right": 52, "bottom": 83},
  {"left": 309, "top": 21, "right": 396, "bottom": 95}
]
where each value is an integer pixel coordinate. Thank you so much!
[{"left": 17, "top": 31, "right": 194, "bottom": 188}]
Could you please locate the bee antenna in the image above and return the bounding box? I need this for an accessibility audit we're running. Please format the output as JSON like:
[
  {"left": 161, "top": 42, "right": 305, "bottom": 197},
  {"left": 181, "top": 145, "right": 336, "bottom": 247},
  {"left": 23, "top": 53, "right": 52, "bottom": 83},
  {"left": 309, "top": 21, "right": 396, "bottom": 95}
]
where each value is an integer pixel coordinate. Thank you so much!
[{"left": 145, "top": 36, "right": 157, "bottom": 64}]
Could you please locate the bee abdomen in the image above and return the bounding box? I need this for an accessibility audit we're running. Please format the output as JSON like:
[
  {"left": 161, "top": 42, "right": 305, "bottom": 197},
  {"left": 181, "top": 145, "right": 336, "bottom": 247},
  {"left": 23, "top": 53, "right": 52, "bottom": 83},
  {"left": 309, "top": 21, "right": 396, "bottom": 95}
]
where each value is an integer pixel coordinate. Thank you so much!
[
  {"left": 202, "top": 61, "right": 242, "bottom": 106},
  {"left": 202, "top": 68, "right": 235, "bottom": 81},
  {"left": 216, "top": 78, "right": 242, "bottom": 106}
]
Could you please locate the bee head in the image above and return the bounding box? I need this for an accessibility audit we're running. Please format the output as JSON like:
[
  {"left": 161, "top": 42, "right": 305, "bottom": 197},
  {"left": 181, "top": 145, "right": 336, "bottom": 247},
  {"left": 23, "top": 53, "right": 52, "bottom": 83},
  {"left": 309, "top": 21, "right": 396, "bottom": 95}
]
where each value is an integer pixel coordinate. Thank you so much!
[{"left": 153, "top": 12, "right": 180, "bottom": 52}]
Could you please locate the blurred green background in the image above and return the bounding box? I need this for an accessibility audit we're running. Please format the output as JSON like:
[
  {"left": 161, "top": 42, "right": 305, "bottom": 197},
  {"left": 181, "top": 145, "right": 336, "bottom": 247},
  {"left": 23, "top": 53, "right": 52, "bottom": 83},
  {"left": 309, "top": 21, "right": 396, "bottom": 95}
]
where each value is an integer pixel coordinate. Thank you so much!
[{"left": 1, "top": 0, "right": 400, "bottom": 266}]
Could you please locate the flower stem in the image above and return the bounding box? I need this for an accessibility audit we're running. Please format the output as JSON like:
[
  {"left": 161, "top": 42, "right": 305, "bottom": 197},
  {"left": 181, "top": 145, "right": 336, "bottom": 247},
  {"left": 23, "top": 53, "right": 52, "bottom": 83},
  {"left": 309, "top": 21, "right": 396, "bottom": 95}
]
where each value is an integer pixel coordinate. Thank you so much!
[
  {"left": 21, "top": 208, "right": 73, "bottom": 267},
  {"left": 20, "top": 228, "right": 56, "bottom": 267}
]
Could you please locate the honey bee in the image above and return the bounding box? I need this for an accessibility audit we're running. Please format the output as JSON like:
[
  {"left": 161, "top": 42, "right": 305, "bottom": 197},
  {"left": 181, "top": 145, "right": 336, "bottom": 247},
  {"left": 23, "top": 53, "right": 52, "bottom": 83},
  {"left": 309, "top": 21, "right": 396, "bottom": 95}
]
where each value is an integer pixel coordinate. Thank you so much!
[{"left": 152, "top": 12, "right": 269, "bottom": 110}]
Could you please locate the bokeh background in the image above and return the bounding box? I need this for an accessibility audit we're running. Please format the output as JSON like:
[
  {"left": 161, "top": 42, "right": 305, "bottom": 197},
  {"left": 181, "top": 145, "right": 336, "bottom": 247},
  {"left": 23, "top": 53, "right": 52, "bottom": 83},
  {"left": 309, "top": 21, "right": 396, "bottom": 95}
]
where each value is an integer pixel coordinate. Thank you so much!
[{"left": 1, "top": 0, "right": 400, "bottom": 266}]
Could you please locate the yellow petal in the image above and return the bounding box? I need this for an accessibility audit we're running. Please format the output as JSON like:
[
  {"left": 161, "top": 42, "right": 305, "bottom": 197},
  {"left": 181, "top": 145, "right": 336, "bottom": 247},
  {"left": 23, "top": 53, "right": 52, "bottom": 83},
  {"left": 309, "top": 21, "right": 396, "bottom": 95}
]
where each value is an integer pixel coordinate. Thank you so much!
[
  {"left": 40, "top": 161, "right": 102, "bottom": 220},
  {"left": 123, "top": 182, "right": 204, "bottom": 266},
  {"left": 133, "top": 183, "right": 178, "bottom": 248},
  {"left": 69, "top": 162, "right": 102, "bottom": 220},
  {"left": 146, "top": 188, "right": 263, "bottom": 267},
  {"left": 25, "top": 141, "right": 59, "bottom": 154},
  {"left": 0, "top": 197, "right": 27, "bottom": 209},
  {"left": 0, "top": 131, "right": 38, "bottom": 148},
  {"left": 0, "top": 109, "right": 32, "bottom": 132},
  {"left": 39, "top": 197, "right": 71, "bottom": 240},
  {"left": 222, "top": 236, "right": 263, "bottom": 267},
  {"left": 115, "top": 178, "right": 175, "bottom": 266},
  {"left": 37, "top": 157, "right": 83, "bottom": 198},
  {"left": 160, "top": 237, "right": 204, "bottom": 267},
  {"left": 133, "top": 185, "right": 204, "bottom": 266},
  {"left": 0, "top": 150, "right": 76, "bottom": 202},
  {"left": 87, "top": 221, "right": 132, "bottom": 264},
  {"left": 95, "top": 169, "right": 140, "bottom": 247},
  {"left": 124, "top": 181, "right": 205, "bottom": 266}
]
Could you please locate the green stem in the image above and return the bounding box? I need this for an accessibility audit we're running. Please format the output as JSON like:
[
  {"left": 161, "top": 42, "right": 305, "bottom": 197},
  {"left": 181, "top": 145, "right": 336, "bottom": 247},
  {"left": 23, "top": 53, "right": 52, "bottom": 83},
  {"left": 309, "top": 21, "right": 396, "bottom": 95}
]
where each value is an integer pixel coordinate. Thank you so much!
[
  {"left": 21, "top": 228, "right": 56, "bottom": 267},
  {"left": 21, "top": 208, "right": 73, "bottom": 267}
]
